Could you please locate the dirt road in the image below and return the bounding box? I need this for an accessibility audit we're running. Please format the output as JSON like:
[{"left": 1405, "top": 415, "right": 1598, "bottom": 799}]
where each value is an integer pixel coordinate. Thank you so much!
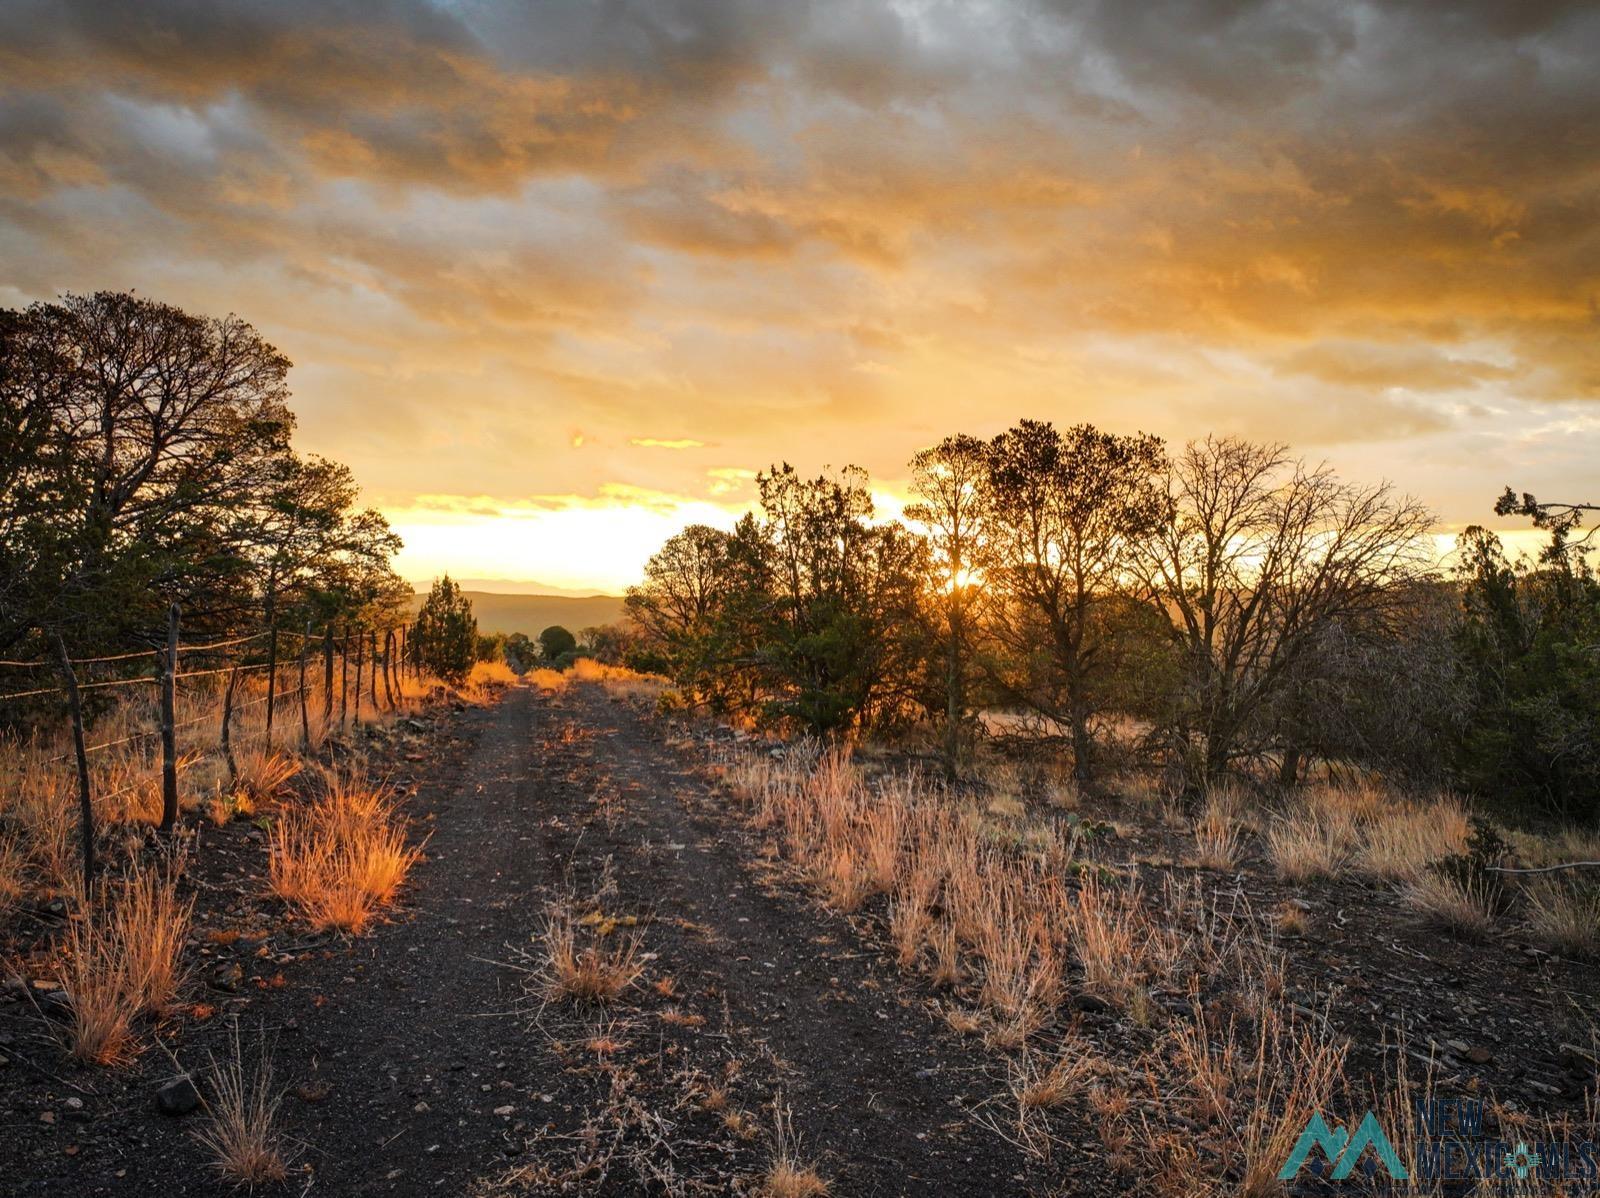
[{"left": 8, "top": 683, "right": 1088, "bottom": 1196}]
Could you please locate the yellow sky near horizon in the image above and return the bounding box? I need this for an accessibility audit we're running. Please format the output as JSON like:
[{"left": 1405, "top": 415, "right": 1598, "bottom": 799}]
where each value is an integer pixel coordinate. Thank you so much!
[{"left": 2, "top": 1, "right": 1596, "bottom": 591}]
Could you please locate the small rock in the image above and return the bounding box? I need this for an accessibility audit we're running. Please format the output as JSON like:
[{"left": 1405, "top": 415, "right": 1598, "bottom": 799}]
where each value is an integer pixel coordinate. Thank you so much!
[
  {"left": 156, "top": 1075, "right": 201, "bottom": 1116},
  {"left": 37, "top": 989, "right": 72, "bottom": 1019},
  {"left": 493, "top": 1104, "right": 515, "bottom": 1116},
  {"left": 210, "top": 962, "right": 244, "bottom": 993},
  {"left": 1467, "top": 1046, "right": 1493, "bottom": 1065},
  {"left": 1071, "top": 993, "right": 1112, "bottom": 1015}
]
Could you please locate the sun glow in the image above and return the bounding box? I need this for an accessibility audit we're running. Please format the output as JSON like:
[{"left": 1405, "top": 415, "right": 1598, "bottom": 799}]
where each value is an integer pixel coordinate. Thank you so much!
[{"left": 387, "top": 494, "right": 741, "bottom": 594}]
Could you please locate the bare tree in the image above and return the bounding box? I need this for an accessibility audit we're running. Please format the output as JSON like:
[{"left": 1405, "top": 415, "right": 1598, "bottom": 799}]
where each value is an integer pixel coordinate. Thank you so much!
[{"left": 1136, "top": 436, "right": 1435, "bottom": 792}]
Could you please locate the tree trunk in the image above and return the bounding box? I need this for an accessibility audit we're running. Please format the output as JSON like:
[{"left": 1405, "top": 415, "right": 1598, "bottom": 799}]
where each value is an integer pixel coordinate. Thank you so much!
[{"left": 1278, "top": 747, "right": 1303, "bottom": 789}]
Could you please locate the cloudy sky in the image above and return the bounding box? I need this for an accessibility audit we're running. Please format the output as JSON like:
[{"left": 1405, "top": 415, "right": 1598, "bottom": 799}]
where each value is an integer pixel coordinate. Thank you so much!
[{"left": 2, "top": 0, "right": 1596, "bottom": 591}]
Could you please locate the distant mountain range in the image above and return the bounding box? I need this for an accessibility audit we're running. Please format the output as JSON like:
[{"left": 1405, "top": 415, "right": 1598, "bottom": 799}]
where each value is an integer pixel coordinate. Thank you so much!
[{"left": 408, "top": 590, "right": 626, "bottom": 637}]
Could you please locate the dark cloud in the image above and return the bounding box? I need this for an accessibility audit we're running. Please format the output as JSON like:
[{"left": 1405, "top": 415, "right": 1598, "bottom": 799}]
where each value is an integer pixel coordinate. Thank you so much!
[{"left": 1, "top": 0, "right": 1597, "bottom": 555}]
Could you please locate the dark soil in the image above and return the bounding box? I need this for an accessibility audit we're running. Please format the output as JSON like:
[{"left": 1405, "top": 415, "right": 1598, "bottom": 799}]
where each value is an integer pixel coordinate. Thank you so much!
[
  {"left": 0, "top": 684, "right": 1084, "bottom": 1196},
  {"left": 6, "top": 681, "right": 1597, "bottom": 1196}
]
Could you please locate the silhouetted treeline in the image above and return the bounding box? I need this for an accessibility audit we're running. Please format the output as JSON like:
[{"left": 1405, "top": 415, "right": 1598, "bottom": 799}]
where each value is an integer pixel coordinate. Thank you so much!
[{"left": 626, "top": 423, "right": 1600, "bottom": 823}]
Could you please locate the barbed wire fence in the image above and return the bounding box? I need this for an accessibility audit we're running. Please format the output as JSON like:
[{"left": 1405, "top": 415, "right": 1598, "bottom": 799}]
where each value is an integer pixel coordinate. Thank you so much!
[{"left": 1, "top": 607, "right": 415, "bottom": 898}]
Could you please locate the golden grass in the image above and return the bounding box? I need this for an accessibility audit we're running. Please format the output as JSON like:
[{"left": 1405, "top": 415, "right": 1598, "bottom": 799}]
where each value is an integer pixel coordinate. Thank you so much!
[
  {"left": 1068, "top": 875, "right": 1151, "bottom": 1006},
  {"left": 1524, "top": 881, "right": 1600, "bottom": 959},
  {"left": 469, "top": 659, "right": 518, "bottom": 689},
  {"left": 231, "top": 747, "right": 303, "bottom": 805},
  {"left": 526, "top": 667, "right": 569, "bottom": 693},
  {"left": 195, "top": 1026, "right": 288, "bottom": 1187},
  {"left": 268, "top": 771, "right": 419, "bottom": 934},
  {"left": 55, "top": 862, "right": 193, "bottom": 1064},
  {"left": 1401, "top": 872, "right": 1497, "bottom": 938},
  {"left": 762, "top": 1100, "right": 829, "bottom": 1198},
  {"left": 0, "top": 835, "right": 26, "bottom": 915},
  {"left": 1192, "top": 792, "right": 1245, "bottom": 870},
  {"left": 1011, "top": 1040, "right": 1097, "bottom": 1111},
  {"left": 1266, "top": 809, "right": 1353, "bottom": 882},
  {"left": 1354, "top": 795, "right": 1470, "bottom": 883},
  {"left": 538, "top": 903, "right": 645, "bottom": 1004}
]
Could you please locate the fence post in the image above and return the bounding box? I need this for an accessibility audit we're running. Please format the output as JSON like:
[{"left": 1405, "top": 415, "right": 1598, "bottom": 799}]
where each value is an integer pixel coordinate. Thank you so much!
[
  {"left": 221, "top": 663, "right": 240, "bottom": 784},
  {"left": 382, "top": 630, "right": 396, "bottom": 710},
  {"left": 340, "top": 626, "right": 350, "bottom": 727},
  {"left": 52, "top": 635, "right": 95, "bottom": 900},
  {"left": 264, "top": 597, "right": 278, "bottom": 747},
  {"left": 159, "top": 602, "right": 179, "bottom": 833},
  {"left": 353, "top": 630, "right": 364, "bottom": 726},
  {"left": 299, "top": 620, "right": 311, "bottom": 751},
  {"left": 322, "top": 624, "right": 334, "bottom": 729}
]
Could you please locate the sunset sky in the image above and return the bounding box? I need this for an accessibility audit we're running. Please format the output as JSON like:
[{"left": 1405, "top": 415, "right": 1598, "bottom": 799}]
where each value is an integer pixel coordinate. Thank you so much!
[{"left": 2, "top": 1, "right": 1596, "bottom": 593}]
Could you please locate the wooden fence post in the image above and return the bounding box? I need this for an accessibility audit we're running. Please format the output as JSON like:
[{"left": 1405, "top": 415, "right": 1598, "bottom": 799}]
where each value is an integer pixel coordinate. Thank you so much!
[
  {"left": 264, "top": 597, "right": 278, "bottom": 747},
  {"left": 353, "top": 630, "right": 364, "bottom": 726},
  {"left": 299, "top": 620, "right": 311, "bottom": 750},
  {"left": 160, "top": 602, "right": 179, "bottom": 833},
  {"left": 340, "top": 626, "right": 350, "bottom": 726},
  {"left": 221, "top": 663, "right": 240, "bottom": 784},
  {"left": 322, "top": 624, "right": 335, "bottom": 728},
  {"left": 382, "top": 630, "right": 396, "bottom": 710},
  {"left": 52, "top": 635, "right": 95, "bottom": 899}
]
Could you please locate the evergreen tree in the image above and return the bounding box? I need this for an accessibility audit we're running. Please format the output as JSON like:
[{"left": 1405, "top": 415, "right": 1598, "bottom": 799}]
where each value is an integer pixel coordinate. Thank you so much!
[{"left": 410, "top": 575, "right": 477, "bottom": 682}]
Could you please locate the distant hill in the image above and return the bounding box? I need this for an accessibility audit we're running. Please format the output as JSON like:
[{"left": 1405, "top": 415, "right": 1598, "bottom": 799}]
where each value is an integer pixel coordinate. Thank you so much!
[{"left": 408, "top": 590, "right": 626, "bottom": 638}]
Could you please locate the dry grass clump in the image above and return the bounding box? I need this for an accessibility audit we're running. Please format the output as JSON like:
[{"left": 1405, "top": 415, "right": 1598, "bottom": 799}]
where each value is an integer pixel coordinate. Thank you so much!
[
  {"left": 1266, "top": 807, "right": 1355, "bottom": 882},
  {"left": 1401, "top": 871, "right": 1497, "bottom": 938},
  {"left": 1524, "top": 881, "right": 1600, "bottom": 958},
  {"left": 194, "top": 1026, "right": 288, "bottom": 1187},
  {"left": 538, "top": 903, "right": 645, "bottom": 1004},
  {"left": 0, "top": 762, "right": 76, "bottom": 895},
  {"left": 1011, "top": 1038, "right": 1099, "bottom": 1111},
  {"left": 469, "top": 659, "right": 518, "bottom": 689},
  {"left": 1068, "top": 875, "right": 1154, "bottom": 1005},
  {"left": 1192, "top": 791, "right": 1246, "bottom": 870},
  {"left": 0, "top": 835, "right": 27, "bottom": 915},
  {"left": 1354, "top": 794, "right": 1470, "bottom": 883},
  {"left": 231, "top": 748, "right": 303, "bottom": 808},
  {"left": 761, "top": 1100, "right": 829, "bottom": 1198},
  {"left": 55, "top": 862, "right": 193, "bottom": 1064},
  {"left": 268, "top": 771, "right": 419, "bottom": 934},
  {"left": 526, "top": 667, "right": 569, "bottom": 693}
]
